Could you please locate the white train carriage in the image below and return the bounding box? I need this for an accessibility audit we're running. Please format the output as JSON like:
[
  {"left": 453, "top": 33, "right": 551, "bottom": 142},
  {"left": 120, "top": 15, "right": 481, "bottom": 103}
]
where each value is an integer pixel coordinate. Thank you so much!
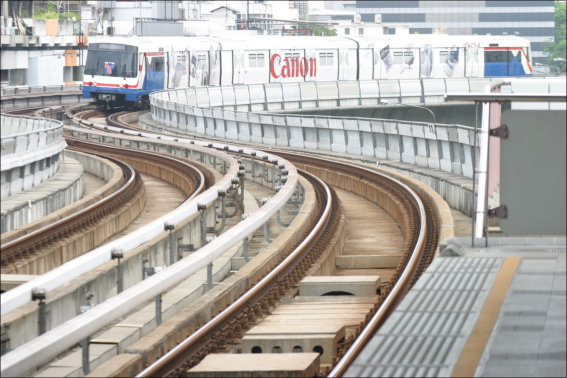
[
  {"left": 82, "top": 36, "right": 221, "bottom": 107},
  {"left": 82, "top": 33, "right": 532, "bottom": 107}
]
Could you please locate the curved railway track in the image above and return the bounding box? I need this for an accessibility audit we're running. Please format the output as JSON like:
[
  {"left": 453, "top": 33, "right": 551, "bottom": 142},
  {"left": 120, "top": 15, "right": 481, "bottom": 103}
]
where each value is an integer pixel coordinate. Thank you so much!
[
  {"left": 0, "top": 152, "right": 138, "bottom": 269},
  {"left": 138, "top": 167, "right": 335, "bottom": 377},
  {"left": 1, "top": 137, "right": 209, "bottom": 274},
  {"left": 76, "top": 109, "right": 441, "bottom": 377},
  {"left": 139, "top": 150, "right": 439, "bottom": 377},
  {"left": 2, "top": 108, "right": 442, "bottom": 377}
]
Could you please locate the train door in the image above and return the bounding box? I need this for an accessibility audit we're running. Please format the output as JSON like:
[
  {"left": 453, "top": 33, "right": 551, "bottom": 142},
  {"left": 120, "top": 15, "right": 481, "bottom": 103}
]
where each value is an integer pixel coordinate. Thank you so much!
[
  {"left": 339, "top": 48, "right": 358, "bottom": 80},
  {"left": 358, "top": 48, "right": 373, "bottom": 80},
  {"left": 245, "top": 50, "right": 269, "bottom": 84},
  {"left": 167, "top": 50, "right": 189, "bottom": 89},
  {"left": 143, "top": 53, "right": 165, "bottom": 92},
  {"left": 433, "top": 47, "right": 465, "bottom": 78},
  {"left": 220, "top": 50, "right": 233, "bottom": 85},
  {"left": 373, "top": 47, "right": 382, "bottom": 79},
  {"left": 375, "top": 44, "right": 396, "bottom": 79},
  {"left": 233, "top": 50, "right": 246, "bottom": 84},
  {"left": 464, "top": 42, "right": 482, "bottom": 77},
  {"left": 189, "top": 51, "right": 210, "bottom": 86},
  {"left": 209, "top": 48, "right": 221, "bottom": 85},
  {"left": 420, "top": 44, "right": 434, "bottom": 78}
]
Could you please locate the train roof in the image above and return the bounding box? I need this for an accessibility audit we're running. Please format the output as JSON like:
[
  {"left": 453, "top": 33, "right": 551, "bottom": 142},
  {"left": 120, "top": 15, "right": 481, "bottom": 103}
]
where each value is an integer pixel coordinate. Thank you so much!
[
  {"left": 88, "top": 33, "right": 531, "bottom": 52},
  {"left": 354, "top": 33, "right": 531, "bottom": 48}
]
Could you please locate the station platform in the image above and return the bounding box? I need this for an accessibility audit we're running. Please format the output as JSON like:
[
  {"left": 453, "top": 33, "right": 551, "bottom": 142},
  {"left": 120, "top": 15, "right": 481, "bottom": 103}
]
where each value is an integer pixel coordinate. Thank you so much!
[{"left": 345, "top": 236, "right": 566, "bottom": 377}]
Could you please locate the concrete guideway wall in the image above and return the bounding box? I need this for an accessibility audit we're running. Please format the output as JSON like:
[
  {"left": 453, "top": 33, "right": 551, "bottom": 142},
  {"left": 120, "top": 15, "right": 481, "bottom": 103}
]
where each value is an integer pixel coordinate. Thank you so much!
[
  {"left": 150, "top": 78, "right": 493, "bottom": 184},
  {"left": 1, "top": 85, "right": 83, "bottom": 97},
  {"left": 1, "top": 149, "right": 122, "bottom": 237},
  {"left": 149, "top": 76, "right": 564, "bottom": 217},
  {"left": 1, "top": 114, "right": 66, "bottom": 199},
  {"left": 0, "top": 156, "right": 83, "bottom": 234}
]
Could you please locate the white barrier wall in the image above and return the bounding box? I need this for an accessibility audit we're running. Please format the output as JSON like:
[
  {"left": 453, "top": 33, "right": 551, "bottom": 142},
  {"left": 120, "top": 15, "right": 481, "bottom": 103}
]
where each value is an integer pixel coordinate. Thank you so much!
[
  {"left": 149, "top": 78, "right": 499, "bottom": 181},
  {"left": 1, "top": 114, "right": 66, "bottom": 199}
]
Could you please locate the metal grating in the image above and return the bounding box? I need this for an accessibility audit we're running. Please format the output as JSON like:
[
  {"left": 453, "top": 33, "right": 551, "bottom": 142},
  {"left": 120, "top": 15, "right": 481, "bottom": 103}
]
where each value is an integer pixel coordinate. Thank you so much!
[
  {"left": 346, "top": 248, "right": 566, "bottom": 377},
  {"left": 345, "top": 257, "right": 503, "bottom": 377}
]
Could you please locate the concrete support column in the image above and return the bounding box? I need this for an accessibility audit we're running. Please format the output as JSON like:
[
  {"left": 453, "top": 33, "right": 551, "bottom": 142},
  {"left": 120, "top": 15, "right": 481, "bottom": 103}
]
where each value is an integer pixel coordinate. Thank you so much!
[
  {"left": 427, "top": 139, "right": 441, "bottom": 170},
  {"left": 386, "top": 133, "right": 401, "bottom": 161},
  {"left": 400, "top": 135, "right": 417, "bottom": 165},
  {"left": 439, "top": 140, "right": 453, "bottom": 173},
  {"left": 345, "top": 130, "right": 362, "bottom": 155}
]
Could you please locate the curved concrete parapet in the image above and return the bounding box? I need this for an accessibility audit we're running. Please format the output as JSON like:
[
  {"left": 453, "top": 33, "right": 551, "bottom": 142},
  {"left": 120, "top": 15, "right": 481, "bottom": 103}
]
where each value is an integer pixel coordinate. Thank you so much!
[
  {"left": 1, "top": 113, "right": 67, "bottom": 199},
  {"left": 149, "top": 78, "right": 487, "bottom": 181},
  {"left": 147, "top": 77, "right": 565, "bottom": 218},
  {"left": 148, "top": 78, "right": 485, "bottom": 217},
  {"left": 0, "top": 85, "right": 86, "bottom": 108},
  {"left": 0, "top": 155, "right": 83, "bottom": 234},
  {"left": 1, "top": 149, "right": 124, "bottom": 237}
]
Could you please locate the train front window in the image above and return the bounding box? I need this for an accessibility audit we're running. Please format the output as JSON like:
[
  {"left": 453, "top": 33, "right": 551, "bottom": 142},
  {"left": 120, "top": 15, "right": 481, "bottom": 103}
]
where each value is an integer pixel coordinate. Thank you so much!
[
  {"left": 485, "top": 49, "right": 520, "bottom": 63},
  {"left": 85, "top": 43, "right": 138, "bottom": 78}
]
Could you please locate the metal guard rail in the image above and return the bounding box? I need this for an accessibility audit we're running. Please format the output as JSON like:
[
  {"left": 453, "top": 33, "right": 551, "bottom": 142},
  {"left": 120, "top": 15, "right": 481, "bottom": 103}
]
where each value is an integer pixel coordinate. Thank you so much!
[{"left": 1, "top": 122, "right": 299, "bottom": 377}]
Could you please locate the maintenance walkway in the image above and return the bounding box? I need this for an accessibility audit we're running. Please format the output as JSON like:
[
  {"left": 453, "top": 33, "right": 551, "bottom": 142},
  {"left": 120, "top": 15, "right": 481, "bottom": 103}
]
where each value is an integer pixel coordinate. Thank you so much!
[{"left": 345, "top": 236, "right": 566, "bottom": 377}]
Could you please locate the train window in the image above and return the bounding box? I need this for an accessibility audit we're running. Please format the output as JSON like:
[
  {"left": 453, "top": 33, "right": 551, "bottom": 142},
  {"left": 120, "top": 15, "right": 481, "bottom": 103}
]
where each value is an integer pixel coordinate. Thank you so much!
[
  {"left": 151, "top": 57, "right": 165, "bottom": 72},
  {"left": 440, "top": 49, "right": 459, "bottom": 63},
  {"left": 193, "top": 54, "right": 207, "bottom": 70},
  {"left": 485, "top": 50, "right": 521, "bottom": 63},
  {"left": 394, "top": 51, "right": 403, "bottom": 64},
  {"left": 85, "top": 50, "right": 137, "bottom": 77},
  {"left": 359, "top": 28, "right": 364, "bottom": 35},
  {"left": 284, "top": 53, "right": 300, "bottom": 60},
  {"left": 394, "top": 51, "right": 413, "bottom": 65},
  {"left": 319, "top": 52, "right": 334, "bottom": 66},
  {"left": 249, "top": 53, "right": 265, "bottom": 68},
  {"left": 345, "top": 28, "right": 350, "bottom": 35}
]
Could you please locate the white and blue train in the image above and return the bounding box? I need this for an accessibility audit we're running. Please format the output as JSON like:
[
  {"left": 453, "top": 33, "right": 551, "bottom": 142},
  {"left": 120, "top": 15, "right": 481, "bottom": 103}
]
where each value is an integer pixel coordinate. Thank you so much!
[{"left": 82, "top": 33, "right": 532, "bottom": 107}]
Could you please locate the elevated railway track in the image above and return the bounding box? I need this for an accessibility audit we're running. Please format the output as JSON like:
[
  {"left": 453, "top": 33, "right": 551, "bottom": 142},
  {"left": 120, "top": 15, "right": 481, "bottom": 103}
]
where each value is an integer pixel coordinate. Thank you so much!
[{"left": 2, "top": 106, "right": 447, "bottom": 377}]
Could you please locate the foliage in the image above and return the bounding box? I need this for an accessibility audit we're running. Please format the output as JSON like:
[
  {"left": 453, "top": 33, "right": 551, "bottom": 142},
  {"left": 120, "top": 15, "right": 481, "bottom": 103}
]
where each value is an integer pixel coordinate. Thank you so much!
[
  {"left": 293, "top": 14, "right": 337, "bottom": 36},
  {"left": 311, "top": 25, "right": 337, "bottom": 36},
  {"left": 34, "top": 2, "right": 80, "bottom": 20},
  {"left": 544, "top": 1, "right": 566, "bottom": 71}
]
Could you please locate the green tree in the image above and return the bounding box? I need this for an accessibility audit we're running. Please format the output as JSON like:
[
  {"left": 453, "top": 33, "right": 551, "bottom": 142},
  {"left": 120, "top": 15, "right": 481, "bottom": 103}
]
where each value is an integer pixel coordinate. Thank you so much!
[
  {"left": 34, "top": 1, "right": 80, "bottom": 20},
  {"left": 311, "top": 25, "right": 337, "bottom": 36},
  {"left": 296, "top": 14, "right": 337, "bottom": 36},
  {"left": 545, "top": 1, "right": 566, "bottom": 71}
]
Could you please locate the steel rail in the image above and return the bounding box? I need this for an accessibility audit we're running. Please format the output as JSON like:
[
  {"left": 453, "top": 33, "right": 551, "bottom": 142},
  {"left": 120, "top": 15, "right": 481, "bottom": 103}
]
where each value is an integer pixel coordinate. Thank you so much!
[
  {"left": 137, "top": 168, "right": 332, "bottom": 377},
  {"left": 106, "top": 111, "right": 142, "bottom": 131},
  {"left": 1, "top": 151, "right": 297, "bottom": 378},
  {"left": 261, "top": 149, "right": 432, "bottom": 377},
  {"left": 0, "top": 153, "right": 137, "bottom": 265},
  {"left": 0, "top": 128, "right": 241, "bottom": 318},
  {"left": 138, "top": 151, "right": 431, "bottom": 377},
  {"left": 65, "top": 137, "right": 207, "bottom": 200},
  {"left": 1, "top": 136, "right": 207, "bottom": 265},
  {"left": 328, "top": 168, "right": 427, "bottom": 377}
]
